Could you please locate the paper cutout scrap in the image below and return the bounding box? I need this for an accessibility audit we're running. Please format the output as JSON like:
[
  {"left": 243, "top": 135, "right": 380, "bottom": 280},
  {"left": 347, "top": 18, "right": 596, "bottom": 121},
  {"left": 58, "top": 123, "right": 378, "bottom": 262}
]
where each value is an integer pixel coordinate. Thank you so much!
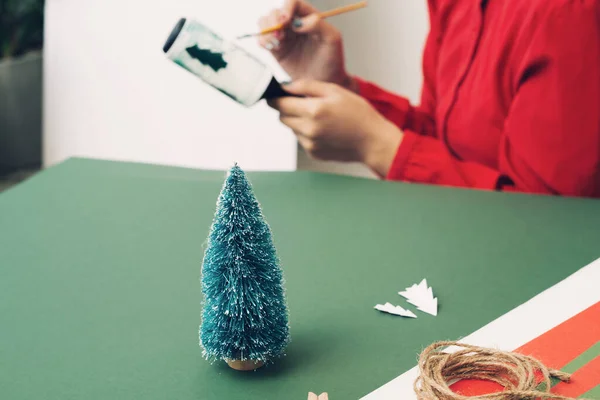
[
  {"left": 375, "top": 302, "right": 417, "bottom": 318},
  {"left": 399, "top": 279, "right": 438, "bottom": 316}
]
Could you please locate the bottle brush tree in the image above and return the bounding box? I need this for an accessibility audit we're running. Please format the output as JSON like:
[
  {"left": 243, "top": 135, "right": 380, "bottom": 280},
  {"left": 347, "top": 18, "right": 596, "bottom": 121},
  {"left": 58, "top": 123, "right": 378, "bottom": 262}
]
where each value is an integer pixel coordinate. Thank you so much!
[{"left": 200, "top": 164, "right": 290, "bottom": 371}]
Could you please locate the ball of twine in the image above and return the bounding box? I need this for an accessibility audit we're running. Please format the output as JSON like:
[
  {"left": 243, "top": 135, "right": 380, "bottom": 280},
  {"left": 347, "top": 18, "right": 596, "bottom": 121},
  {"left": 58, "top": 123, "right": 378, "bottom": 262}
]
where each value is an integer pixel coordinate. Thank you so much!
[{"left": 414, "top": 341, "right": 580, "bottom": 400}]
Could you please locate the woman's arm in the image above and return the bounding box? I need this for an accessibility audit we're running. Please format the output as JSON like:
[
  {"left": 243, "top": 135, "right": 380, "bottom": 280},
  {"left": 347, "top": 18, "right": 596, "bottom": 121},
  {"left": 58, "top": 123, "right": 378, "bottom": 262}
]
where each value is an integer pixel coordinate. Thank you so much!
[
  {"left": 383, "top": 1, "right": 600, "bottom": 197},
  {"left": 354, "top": 78, "right": 437, "bottom": 138}
]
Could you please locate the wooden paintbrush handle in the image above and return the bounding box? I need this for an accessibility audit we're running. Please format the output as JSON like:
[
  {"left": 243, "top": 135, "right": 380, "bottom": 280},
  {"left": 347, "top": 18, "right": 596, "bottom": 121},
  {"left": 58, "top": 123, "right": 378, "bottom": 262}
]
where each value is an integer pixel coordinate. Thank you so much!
[
  {"left": 261, "top": 23, "right": 286, "bottom": 36},
  {"left": 259, "top": 1, "right": 368, "bottom": 36},
  {"left": 319, "top": 1, "right": 368, "bottom": 19}
]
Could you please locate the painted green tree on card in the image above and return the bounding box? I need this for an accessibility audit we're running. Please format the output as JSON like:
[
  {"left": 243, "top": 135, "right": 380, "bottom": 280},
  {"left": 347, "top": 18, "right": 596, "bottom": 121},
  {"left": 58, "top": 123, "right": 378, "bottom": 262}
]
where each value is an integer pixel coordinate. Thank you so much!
[
  {"left": 185, "top": 45, "right": 227, "bottom": 72},
  {"left": 199, "top": 164, "right": 290, "bottom": 370}
]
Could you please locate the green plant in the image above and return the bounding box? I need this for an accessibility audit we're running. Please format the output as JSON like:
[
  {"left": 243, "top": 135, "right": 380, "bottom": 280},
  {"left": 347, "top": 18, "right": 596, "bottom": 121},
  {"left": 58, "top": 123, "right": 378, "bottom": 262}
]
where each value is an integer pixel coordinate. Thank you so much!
[{"left": 0, "top": 0, "right": 44, "bottom": 59}]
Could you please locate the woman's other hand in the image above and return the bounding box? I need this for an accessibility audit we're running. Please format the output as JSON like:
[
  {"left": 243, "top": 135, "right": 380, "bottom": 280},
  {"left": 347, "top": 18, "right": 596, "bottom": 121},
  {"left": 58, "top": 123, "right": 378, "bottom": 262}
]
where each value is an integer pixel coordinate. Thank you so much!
[{"left": 268, "top": 80, "right": 402, "bottom": 178}]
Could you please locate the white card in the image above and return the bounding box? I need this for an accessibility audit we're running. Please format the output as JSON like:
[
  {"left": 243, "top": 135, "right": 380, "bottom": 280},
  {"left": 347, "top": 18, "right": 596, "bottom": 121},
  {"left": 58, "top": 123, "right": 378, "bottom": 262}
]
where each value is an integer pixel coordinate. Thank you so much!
[{"left": 375, "top": 303, "right": 417, "bottom": 318}]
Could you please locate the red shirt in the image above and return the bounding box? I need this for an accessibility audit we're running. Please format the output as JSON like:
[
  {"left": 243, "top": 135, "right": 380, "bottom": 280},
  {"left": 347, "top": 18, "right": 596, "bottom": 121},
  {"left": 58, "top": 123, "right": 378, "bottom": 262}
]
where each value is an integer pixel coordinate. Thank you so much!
[{"left": 356, "top": 0, "right": 600, "bottom": 197}]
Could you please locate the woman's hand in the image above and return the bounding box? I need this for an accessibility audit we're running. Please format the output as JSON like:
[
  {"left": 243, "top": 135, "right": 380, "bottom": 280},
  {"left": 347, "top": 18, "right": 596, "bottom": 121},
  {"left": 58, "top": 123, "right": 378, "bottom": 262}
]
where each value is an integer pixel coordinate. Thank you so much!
[
  {"left": 257, "top": 0, "right": 354, "bottom": 90},
  {"left": 268, "top": 80, "right": 403, "bottom": 178}
]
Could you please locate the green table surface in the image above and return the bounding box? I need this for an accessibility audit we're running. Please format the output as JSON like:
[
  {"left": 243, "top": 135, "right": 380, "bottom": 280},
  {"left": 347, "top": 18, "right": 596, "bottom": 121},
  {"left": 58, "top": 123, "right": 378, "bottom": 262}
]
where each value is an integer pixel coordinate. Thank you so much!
[{"left": 1, "top": 158, "right": 599, "bottom": 400}]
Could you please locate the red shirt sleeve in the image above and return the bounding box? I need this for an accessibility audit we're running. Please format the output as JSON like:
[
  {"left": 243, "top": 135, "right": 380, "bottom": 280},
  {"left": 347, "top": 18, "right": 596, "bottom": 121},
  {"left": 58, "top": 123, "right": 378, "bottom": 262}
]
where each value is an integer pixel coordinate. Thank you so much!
[
  {"left": 355, "top": 78, "right": 437, "bottom": 138},
  {"left": 359, "top": 2, "right": 600, "bottom": 197}
]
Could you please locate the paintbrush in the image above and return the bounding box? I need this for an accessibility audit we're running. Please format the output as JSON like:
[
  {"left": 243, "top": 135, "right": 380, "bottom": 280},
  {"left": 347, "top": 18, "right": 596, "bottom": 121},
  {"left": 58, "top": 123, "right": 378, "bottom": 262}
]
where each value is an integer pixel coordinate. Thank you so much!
[{"left": 236, "top": 1, "right": 368, "bottom": 40}]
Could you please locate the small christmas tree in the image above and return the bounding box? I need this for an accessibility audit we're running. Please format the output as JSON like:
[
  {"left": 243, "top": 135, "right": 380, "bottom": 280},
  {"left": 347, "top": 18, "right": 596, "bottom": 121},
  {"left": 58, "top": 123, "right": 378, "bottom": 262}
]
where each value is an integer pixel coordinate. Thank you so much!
[{"left": 200, "top": 164, "right": 290, "bottom": 371}]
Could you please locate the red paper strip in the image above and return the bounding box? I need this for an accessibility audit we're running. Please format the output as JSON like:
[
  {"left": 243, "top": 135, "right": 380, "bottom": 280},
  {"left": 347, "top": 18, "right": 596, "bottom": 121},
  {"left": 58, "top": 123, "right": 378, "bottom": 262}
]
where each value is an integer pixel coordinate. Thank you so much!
[
  {"left": 551, "top": 356, "right": 600, "bottom": 397},
  {"left": 450, "top": 301, "right": 600, "bottom": 396},
  {"left": 450, "top": 379, "right": 504, "bottom": 396},
  {"left": 516, "top": 302, "right": 600, "bottom": 369}
]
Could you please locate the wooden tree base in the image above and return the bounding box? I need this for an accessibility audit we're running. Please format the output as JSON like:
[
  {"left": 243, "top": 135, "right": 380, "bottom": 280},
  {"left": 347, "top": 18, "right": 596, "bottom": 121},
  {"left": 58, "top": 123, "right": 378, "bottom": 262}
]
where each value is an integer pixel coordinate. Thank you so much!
[{"left": 226, "top": 359, "right": 265, "bottom": 371}]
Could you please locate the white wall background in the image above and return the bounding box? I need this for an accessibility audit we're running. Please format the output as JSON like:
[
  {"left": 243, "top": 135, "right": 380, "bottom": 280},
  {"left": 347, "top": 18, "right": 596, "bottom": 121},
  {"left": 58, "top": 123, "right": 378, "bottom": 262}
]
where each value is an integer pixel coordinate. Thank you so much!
[
  {"left": 44, "top": 0, "right": 296, "bottom": 171},
  {"left": 44, "top": 0, "right": 429, "bottom": 175}
]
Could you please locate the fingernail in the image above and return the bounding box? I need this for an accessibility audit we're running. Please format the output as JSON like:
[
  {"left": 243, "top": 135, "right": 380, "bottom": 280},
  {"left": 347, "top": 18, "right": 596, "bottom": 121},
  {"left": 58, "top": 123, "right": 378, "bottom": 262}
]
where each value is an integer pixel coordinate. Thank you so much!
[
  {"left": 292, "top": 18, "right": 303, "bottom": 28},
  {"left": 281, "top": 80, "right": 292, "bottom": 86},
  {"left": 265, "top": 42, "right": 274, "bottom": 51},
  {"left": 271, "top": 38, "right": 280, "bottom": 49},
  {"left": 274, "top": 30, "right": 282, "bottom": 39}
]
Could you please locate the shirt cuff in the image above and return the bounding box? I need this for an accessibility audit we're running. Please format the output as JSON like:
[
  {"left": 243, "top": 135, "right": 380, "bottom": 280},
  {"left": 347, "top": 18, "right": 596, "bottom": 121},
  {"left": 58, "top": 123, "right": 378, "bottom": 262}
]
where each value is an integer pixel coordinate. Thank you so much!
[{"left": 386, "top": 131, "right": 421, "bottom": 181}]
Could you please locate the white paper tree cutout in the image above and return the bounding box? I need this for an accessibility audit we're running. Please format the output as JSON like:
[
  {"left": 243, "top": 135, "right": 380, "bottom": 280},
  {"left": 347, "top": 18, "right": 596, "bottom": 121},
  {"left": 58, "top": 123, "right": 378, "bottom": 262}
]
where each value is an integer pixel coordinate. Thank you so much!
[
  {"left": 399, "top": 279, "right": 438, "bottom": 316},
  {"left": 374, "top": 302, "right": 417, "bottom": 318}
]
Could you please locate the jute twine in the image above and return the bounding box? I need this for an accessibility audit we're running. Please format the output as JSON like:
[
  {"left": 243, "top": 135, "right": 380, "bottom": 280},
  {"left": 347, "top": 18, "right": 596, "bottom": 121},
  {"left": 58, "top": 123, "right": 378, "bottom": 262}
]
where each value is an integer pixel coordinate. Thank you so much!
[{"left": 414, "top": 341, "right": 581, "bottom": 400}]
